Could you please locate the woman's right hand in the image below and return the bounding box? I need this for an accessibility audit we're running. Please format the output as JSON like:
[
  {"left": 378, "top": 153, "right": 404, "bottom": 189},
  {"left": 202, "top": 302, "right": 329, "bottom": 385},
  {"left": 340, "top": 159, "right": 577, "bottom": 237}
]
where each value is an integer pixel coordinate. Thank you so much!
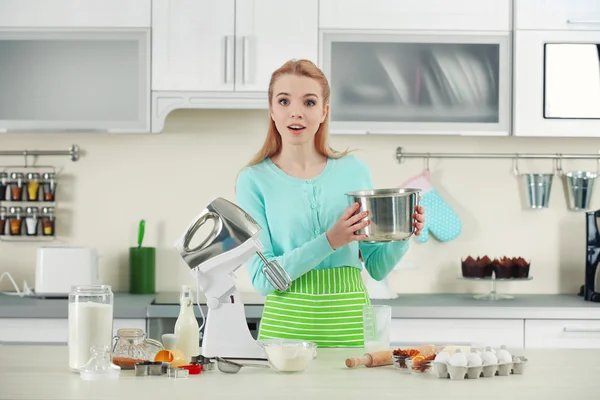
[{"left": 326, "top": 202, "right": 371, "bottom": 250}]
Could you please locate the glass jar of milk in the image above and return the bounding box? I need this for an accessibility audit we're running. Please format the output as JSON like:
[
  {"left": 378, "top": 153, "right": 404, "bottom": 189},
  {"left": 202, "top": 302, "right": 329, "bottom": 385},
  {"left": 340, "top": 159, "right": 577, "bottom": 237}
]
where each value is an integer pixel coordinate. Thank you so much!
[{"left": 68, "top": 285, "right": 114, "bottom": 371}]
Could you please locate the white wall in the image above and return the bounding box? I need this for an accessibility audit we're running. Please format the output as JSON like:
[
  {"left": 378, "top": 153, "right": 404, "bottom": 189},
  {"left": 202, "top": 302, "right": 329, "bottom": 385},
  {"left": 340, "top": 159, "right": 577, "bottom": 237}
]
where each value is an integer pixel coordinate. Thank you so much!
[{"left": 0, "top": 109, "right": 596, "bottom": 296}]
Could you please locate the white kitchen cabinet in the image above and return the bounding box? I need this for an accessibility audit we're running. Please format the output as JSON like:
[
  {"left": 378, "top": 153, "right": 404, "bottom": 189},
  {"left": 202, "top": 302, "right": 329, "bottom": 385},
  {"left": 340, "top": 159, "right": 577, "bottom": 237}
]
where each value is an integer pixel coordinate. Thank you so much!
[
  {"left": 234, "top": 0, "right": 318, "bottom": 92},
  {"left": 319, "top": 0, "right": 511, "bottom": 31},
  {"left": 390, "top": 319, "right": 525, "bottom": 349},
  {"left": 151, "top": 0, "right": 235, "bottom": 92},
  {"left": 0, "top": 0, "right": 151, "bottom": 28},
  {"left": 0, "top": 318, "right": 146, "bottom": 345},
  {"left": 513, "top": 30, "right": 600, "bottom": 137},
  {"left": 525, "top": 320, "right": 600, "bottom": 349},
  {"left": 152, "top": 0, "right": 317, "bottom": 93},
  {"left": 151, "top": 0, "right": 319, "bottom": 132},
  {"left": 515, "top": 0, "right": 600, "bottom": 31}
]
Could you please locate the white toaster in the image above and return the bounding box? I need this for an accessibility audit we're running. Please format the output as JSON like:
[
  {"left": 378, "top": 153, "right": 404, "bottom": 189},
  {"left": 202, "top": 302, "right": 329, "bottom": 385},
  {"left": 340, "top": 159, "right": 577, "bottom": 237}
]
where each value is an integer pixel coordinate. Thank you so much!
[{"left": 34, "top": 246, "right": 99, "bottom": 297}]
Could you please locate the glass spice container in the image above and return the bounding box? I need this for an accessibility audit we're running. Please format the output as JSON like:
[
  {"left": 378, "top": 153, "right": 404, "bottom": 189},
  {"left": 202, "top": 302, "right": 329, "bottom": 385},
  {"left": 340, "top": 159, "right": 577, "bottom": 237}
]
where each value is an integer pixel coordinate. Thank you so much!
[
  {"left": 0, "top": 172, "right": 7, "bottom": 201},
  {"left": 26, "top": 173, "right": 40, "bottom": 202},
  {"left": 42, "top": 172, "right": 57, "bottom": 201},
  {"left": 8, "top": 207, "right": 23, "bottom": 236},
  {"left": 25, "top": 207, "right": 39, "bottom": 236},
  {"left": 41, "top": 207, "right": 55, "bottom": 236},
  {"left": 111, "top": 328, "right": 164, "bottom": 369},
  {"left": 10, "top": 173, "right": 24, "bottom": 201},
  {"left": 0, "top": 206, "right": 6, "bottom": 236}
]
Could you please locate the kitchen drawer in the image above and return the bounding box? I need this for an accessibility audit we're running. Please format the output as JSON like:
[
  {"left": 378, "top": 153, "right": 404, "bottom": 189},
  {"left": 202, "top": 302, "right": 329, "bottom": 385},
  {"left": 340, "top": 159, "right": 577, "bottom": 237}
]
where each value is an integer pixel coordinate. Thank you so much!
[
  {"left": 525, "top": 320, "right": 600, "bottom": 349},
  {"left": 0, "top": 318, "right": 146, "bottom": 345},
  {"left": 390, "top": 319, "right": 524, "bottom": 349},
  {"left": 319, "top": 0, "right": 511, "bottom": 31},
  {"left": 515, "top": 0, "right": 600, "bottom": 30}
]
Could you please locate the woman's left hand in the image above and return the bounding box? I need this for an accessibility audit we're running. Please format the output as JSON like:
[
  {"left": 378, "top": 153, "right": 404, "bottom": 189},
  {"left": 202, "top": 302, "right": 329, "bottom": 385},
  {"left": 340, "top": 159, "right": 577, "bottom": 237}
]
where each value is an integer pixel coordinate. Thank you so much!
[{"left": 412, "top": 206, "right": 425, "bottom": 236}]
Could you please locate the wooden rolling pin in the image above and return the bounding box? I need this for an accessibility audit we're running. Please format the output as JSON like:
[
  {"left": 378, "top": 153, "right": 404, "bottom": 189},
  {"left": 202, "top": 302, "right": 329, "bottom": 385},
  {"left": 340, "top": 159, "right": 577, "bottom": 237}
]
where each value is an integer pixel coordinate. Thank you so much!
[{"left": 345, "top": 350, "right": 394, "bottom": 368}]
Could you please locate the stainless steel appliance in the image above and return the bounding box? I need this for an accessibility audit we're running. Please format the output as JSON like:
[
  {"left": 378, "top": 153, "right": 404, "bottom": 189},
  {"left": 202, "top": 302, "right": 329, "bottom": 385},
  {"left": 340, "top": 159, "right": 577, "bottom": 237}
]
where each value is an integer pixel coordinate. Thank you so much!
[
  {"left": 580, "top": 210, "right": 600, "bottom": 302},
  {"left": 345, "top": 188, "right": 421, "bottom": 242}
]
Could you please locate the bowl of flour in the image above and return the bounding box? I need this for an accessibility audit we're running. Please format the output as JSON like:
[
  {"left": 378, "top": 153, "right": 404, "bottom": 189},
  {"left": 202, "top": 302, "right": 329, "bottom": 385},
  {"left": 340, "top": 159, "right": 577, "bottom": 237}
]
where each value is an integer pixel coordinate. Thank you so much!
[{"left": 259, "top": 339, "right": 317, "bottom": 373}]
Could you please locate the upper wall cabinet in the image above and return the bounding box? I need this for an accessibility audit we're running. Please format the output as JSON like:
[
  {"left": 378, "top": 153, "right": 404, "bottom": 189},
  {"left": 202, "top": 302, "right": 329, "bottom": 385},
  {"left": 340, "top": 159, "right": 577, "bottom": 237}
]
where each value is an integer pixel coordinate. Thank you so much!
[
  {"left": 0, "top": 0, "right": 151, "bottom": 28},
  {"left": 513, "top": 0, "right": 600, "bottom": 137},
  {"left": 0, "top": 0, "right": 151, "bottom": 133},
  {"left": 319, "top": 0, "right": 511, "bottom": 31},
  {"left": 151, "top": 0, "right": 318, "bottom": 133},
  {"left": 319, "top": 0, "right": 512, "bottom": 136}
]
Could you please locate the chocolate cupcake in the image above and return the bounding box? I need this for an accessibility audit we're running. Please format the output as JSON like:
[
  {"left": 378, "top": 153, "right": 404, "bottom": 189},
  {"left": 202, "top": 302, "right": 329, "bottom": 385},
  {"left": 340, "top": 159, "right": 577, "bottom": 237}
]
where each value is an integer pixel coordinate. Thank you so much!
[
  {"left": 461, "top": 256, "right": 478, "bottom": 277},
  {"left": 479, "top": 256, "right": 493, "bottom": 278},
  {"left": 512, "top": 257, "right": 530, "bottom": 278},
  {"left": 493, "top": 257, "right": 513, "bottom": 279}
]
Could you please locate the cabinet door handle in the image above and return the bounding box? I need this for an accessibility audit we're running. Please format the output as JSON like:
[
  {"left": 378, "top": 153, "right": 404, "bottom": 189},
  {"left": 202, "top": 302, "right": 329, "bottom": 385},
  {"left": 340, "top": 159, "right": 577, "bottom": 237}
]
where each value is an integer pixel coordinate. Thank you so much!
[
  {"left": 223, "top": 36, "right": 234, "bottom": 84},
  {"left": 563, "top": 326, "right": 600, "bottom": 333},
  {"left": 566, "top": 19, "right": 600, "bottom": 25},
  {"left": 242, "top": 36, "right": 250, "bottom": 84}
]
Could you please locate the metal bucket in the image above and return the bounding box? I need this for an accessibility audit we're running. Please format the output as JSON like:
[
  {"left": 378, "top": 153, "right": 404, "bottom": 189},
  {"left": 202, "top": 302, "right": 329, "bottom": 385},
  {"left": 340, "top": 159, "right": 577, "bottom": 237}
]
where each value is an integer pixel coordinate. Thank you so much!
[
  {"left": 345, "top": 188, "right": 421, "bottom": 242},
  {"left": 522, "top": 173, "right": 553, "bottom": 209},
  {"left": 564, "top": 171, "right": 597, "bottom": 211}
]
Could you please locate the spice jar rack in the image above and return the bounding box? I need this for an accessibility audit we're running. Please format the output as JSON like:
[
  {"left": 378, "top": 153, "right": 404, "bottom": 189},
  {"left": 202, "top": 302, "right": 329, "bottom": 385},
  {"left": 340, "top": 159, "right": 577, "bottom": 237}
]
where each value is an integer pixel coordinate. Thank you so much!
[
  {"left": 0, "top": 169, "right": 58, "bottom": 241},
  {"left": 0, "top": 145, "right": 78, "bottom": 242}
]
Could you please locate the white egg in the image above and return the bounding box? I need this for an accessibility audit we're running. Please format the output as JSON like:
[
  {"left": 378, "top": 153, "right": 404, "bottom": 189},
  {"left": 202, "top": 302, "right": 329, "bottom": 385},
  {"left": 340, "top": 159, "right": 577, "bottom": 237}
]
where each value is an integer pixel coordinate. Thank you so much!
[
  {"left": 449, "top": 350, "right": 468, "bottom": 367},
  {"left": 496, "top": 348, "right": 512, "bottom": 364},
  {"left": 481, "top": 347, "right": 498, "bottom": 366},
  {"left": 465, "top": 351, "right": 483, "bottom": 367},
  {"left": 434, "top": 351, "right": 451, "bottom": 364}
]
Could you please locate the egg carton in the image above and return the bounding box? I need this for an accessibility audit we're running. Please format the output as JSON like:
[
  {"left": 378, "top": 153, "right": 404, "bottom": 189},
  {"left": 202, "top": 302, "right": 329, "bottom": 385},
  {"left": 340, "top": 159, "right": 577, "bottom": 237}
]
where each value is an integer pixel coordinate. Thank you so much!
[{"left": 433, "top": 346, "right": 528, "bottom": 381}]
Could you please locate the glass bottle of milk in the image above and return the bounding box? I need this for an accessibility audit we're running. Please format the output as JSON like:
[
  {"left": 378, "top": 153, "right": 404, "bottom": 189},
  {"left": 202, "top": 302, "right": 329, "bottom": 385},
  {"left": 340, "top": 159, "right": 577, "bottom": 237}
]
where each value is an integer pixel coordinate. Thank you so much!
[
  {"left": 174, "top": 285, "right": 199, "bottom": 363},
  {"left": 68, "top": 285, "right": 114, "bottom": 371}
]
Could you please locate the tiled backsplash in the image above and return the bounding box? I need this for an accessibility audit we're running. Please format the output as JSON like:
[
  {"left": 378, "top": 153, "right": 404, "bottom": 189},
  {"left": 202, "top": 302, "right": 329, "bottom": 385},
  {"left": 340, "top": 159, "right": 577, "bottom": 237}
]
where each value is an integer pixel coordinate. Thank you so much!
[{"left": 0, "top": 109, "right": 596, "bottom": 296}]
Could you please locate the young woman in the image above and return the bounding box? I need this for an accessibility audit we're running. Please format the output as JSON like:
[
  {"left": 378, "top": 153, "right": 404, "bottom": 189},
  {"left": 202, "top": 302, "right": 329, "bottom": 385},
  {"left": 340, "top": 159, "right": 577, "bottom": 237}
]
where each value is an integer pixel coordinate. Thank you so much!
[{"left": 235, "top": 59, "right": 425, "bottom": 348}]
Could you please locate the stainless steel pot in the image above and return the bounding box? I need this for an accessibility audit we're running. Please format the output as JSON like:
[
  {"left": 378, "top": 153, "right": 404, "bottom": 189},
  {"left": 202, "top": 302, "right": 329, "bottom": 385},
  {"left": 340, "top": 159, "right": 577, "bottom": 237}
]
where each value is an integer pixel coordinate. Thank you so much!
[{"left": 345, "top": 188, "right": 421, "bottom": 242}]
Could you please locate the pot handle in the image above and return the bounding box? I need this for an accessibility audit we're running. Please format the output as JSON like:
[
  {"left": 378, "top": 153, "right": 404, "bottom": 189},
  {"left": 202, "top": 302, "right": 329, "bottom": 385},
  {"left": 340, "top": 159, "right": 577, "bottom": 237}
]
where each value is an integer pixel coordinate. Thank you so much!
[{"left": 413, "top": 191, "right": 422, "bottom": 235}]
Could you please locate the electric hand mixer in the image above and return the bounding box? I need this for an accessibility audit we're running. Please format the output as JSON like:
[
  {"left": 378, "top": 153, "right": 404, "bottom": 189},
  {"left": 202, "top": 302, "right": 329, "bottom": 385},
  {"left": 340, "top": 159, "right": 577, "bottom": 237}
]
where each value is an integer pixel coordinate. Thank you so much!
[{"left": 174, "top": 197, "right": 292, "bottom": 360}]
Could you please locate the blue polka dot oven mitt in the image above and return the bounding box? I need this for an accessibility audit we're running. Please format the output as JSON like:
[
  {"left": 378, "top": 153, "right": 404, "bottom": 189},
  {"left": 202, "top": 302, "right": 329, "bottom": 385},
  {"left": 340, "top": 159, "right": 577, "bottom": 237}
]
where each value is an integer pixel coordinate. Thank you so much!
[{"left": 400, "top": 171, "right": 462, "bottom": 243}]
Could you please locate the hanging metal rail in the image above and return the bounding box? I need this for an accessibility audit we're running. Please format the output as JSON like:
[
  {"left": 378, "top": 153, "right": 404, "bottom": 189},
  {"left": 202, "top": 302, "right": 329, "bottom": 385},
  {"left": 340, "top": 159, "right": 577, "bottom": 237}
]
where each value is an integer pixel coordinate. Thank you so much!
[
  {"left": 396, "top": 147, "right": 600, "bottom": 162},
  {"left": 0, "top": 145, "right": 79, "bottom": 162}
]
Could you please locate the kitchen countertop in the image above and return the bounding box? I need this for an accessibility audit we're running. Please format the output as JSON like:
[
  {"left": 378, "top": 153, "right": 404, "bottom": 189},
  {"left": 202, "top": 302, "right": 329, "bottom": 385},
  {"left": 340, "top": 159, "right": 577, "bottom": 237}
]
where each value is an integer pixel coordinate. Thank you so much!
[
  {"left": 1, "top": 292, "right": 600, "bottom": 320},
  {"left": 0, "top": 345, "right": 597, "bottom": 400}
]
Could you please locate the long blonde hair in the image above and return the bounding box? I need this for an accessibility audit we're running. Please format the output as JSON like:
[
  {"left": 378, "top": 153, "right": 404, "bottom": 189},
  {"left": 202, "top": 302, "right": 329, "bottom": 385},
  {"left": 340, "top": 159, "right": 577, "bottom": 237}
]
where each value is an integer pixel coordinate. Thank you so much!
[{"left": 246, "top": 59, "right": 350, "bottom": 167}]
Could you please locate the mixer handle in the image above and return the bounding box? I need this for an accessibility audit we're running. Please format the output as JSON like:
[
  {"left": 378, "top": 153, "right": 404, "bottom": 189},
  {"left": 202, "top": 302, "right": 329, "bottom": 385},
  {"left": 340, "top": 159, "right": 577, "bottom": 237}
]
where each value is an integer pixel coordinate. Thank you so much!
[{"left": 183, "top": 211, "right": 223, "bottom": 253}]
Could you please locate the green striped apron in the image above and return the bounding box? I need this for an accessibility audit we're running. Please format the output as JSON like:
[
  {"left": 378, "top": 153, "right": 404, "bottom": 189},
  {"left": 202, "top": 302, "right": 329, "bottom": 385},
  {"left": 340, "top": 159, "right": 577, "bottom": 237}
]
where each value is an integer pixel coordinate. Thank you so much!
[{"left": 259, "top": 266, "right": 371, "bottom": 348}]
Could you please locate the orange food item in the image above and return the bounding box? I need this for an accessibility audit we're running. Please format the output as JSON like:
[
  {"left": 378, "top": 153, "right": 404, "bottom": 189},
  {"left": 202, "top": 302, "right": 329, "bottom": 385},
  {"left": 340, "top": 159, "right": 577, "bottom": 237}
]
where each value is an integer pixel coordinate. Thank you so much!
[{"left": 411, "top": 355, "right": 425, "bottom": 361}]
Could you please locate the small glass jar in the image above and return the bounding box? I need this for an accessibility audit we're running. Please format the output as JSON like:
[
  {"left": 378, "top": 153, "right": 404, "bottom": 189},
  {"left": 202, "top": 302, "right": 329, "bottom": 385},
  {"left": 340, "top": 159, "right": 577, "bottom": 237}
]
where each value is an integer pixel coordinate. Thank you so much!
[
  {"left": 8, "top": 206, "right": 22, "bottom": 236},
  {"left": 111, "top": 328, "right": 164, "bottom": 369},
  {"left": 68, "top": 285, "right": 114, "bottom": 371},
  {"left": 41, "top": 207, "right": 55, "bottom": 236},
  {"left": 25, "top": 207, "right": 39, "bottom": 236},
  {"left": 26, "top": 172, "right": 40, "bottom": 201},
  {"left": 42, "top": 172, "right": 57, "bottom": 201},
  {"left": 0, "top": 206, "right": 7, "bottom": 236},
  {"left": 10, "top": 172, "right": 24, "bottom": 201},
  {"left": 0, "top": 172, "right": 7, "bottom": 201}
]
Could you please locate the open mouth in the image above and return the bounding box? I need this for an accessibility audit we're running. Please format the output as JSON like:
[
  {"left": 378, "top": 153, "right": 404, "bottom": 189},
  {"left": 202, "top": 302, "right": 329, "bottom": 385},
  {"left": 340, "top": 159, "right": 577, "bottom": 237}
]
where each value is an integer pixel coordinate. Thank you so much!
[{"left": 287, "top": 125, "right": 306, "bottom": 133}]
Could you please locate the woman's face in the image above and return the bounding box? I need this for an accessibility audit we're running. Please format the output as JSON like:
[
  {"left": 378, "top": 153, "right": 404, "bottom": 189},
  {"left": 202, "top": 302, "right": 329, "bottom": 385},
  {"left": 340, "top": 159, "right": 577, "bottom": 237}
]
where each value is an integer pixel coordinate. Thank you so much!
[{"left": 270, "top": 74, "right": 329, "bottom": 148}]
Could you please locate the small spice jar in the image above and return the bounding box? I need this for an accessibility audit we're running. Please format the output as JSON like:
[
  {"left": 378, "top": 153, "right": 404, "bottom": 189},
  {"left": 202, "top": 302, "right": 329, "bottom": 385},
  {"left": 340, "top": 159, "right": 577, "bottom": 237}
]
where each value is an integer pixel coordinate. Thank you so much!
[
  {"left": 111, "top": 328, "right": 164, "bottom": 370},
  {"left": 26, "top": 173, "right": 40, "bottom": 202},
  {"left": 10, "top": 173, "right": 24, "bottom": 201},
  {"left": 42, "top": 173, "right": 56, "bottom": 202},
  {"left": 41, "top": 207, "right": 55, "bottom": 236},
  {"left": 0, "top": 206, "right": 7, "bottom": 236},
  {"left": 25, "top": 207, "right": 39, "bottom": 236},
  {"left": 8, "top": 206, "right": 23, "bottom": 236},
  {"left": 0, "top": 172, "right": 8, "bottom": 201}
]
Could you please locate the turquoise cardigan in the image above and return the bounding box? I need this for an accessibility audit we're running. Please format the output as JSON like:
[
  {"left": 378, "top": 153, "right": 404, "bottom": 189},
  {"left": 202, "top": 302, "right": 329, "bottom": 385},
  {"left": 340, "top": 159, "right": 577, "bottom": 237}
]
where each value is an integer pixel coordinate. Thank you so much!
[{"left": 235, "top": 154, "right": 409, "bottom": 296}]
